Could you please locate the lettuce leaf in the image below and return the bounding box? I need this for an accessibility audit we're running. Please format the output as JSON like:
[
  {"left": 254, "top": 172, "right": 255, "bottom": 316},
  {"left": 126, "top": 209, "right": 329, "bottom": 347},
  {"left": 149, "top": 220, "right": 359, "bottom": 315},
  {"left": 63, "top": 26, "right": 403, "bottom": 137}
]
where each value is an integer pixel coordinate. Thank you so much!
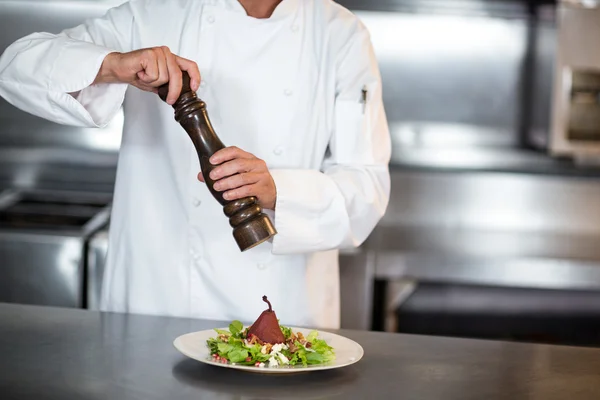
[
  {"left": 280, "top": 325, "right": 293, "bottom": 340},
  {"left": 291, "top": 343, "right": 309, "bottom": 366},
  {"left": 217, "top": 342, "right": 233, "bottom": 354},
  {"left": 307, "top": 338, "right": 335, "bottom": 364},
  {"left": 229, "top": 320, "right": 243, "bottom": 337},
  {"left": 248, "top": 344, "right": 270, "bottom": 363},
  {"left": 228, "top": 347, "right": 250, "bottom": 363}
]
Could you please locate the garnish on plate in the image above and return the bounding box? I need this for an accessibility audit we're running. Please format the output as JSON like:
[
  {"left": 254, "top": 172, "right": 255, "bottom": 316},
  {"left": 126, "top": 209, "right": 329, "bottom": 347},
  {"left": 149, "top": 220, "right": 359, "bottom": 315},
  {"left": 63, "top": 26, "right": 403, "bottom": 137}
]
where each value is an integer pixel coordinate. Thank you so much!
[{"left": 206, "top": 296, "right": 335, "bottom": 368}]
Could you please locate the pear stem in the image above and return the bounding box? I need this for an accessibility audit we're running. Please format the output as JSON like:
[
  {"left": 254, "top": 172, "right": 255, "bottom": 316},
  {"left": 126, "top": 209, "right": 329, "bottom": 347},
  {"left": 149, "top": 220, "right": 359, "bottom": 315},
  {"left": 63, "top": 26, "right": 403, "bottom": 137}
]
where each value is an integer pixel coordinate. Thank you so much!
[{"left": 262, "top": 295, "right": 273, "bottom": 312}]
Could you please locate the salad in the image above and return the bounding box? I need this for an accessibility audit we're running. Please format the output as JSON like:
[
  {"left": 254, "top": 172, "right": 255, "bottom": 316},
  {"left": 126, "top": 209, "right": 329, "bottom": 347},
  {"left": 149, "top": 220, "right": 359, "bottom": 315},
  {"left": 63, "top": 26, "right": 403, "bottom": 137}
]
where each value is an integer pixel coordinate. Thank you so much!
[{"left": 206, "top": 320, "right": 336, "bottom": 368}]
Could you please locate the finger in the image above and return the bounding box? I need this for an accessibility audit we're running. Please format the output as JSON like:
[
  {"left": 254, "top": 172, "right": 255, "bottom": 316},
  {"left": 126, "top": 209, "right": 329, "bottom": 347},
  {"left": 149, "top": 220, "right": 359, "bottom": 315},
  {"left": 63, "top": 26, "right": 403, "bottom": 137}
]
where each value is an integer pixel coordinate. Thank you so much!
[
  {"left": 223, "top": 184, "right": 255, "bottom": 202},
  {"left": 197, "top": 172, "right": 205, "bottom": 182},
  {"left": 132, "top": 81, "right": 160, "bottom": 93},
  {"left": 162, "top": 47, "right": 182, "bottom": 105},
  {"left": 209, "top": 158, "right": 256, "bottom": 181},
  {"left": 155, "top": 48, "right": 169, "bottom": 85},
  {"left": 213, "top": 172, "right": 260, "bottom": 192},
  {"left": 210, "top": 146, "right": 254, "bottom": 165},
  {"left": 137, "top": 50, "right": 159, "bottom": 83},
  {"left": 176, "top": 56, "right": 201, "bottom": 92},
  {"left": 131, "top": 80, "right": 158, "bottom": 93}
]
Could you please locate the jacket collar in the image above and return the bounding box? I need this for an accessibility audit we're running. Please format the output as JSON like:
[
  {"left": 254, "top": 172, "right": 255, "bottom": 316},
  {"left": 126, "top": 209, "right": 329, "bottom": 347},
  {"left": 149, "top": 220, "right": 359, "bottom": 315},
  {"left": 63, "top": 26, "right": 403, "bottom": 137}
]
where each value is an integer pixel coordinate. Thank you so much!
[{"left": 221, "top": 0, "right": 299, "bottom": 20}]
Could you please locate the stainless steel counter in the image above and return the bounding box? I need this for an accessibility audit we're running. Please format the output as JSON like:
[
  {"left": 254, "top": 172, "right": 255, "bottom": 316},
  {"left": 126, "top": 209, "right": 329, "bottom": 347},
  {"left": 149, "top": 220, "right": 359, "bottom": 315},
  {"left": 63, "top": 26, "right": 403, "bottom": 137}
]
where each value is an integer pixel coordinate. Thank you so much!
[{"left": 1, "top": 303, "right": 600, "bottom": 400}]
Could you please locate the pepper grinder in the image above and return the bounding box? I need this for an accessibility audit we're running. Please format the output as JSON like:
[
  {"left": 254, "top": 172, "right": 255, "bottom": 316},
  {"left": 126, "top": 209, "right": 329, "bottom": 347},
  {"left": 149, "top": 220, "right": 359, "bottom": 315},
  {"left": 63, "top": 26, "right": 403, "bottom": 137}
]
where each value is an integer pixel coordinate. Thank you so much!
[{"left": 157, "top": 72, "right": 277, "bottom": 251}]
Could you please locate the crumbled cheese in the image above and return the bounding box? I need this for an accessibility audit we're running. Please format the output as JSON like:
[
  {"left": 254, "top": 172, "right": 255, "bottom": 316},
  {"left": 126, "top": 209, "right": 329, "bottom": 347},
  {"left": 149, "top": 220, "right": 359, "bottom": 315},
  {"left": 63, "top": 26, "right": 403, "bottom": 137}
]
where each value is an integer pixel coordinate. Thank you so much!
[
  {"left": 271, "top": 343, "right": 288, "bottom": 353},
  {"left": 258, "top": 363, "right": 265, "bottom": 368},
  {"left": 260, "top": 345, "right": 268, "bottom": 354},
  {"left": 266, "top": 343, "right": 290, "bottom": 367},
  {"left": 278, "top": 353, "right": 289, "bottom": 365}
]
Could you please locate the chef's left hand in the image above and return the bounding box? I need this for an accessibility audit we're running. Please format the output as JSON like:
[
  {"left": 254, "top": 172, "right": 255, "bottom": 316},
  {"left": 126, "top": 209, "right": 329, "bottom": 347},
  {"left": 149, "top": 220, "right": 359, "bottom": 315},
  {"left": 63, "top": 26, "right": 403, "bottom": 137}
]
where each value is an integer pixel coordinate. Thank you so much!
[{"left": 197, "top": 146, "right": 277, "bottom": 210}]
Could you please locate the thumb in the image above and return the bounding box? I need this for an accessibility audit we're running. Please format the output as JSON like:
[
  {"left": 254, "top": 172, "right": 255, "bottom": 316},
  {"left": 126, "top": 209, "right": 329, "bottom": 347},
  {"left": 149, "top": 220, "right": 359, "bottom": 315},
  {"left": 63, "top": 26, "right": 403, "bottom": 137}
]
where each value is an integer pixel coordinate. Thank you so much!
[{"left": 197, "top": 172, "right": 205, "bottom": 183}]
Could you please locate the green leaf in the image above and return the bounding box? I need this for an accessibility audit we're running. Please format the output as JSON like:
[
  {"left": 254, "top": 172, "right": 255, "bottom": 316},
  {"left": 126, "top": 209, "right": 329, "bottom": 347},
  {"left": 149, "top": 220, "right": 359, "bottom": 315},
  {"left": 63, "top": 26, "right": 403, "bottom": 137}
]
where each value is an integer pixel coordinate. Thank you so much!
[
  {"left": 307, "top": 330, "right": 318, "bottom": 343},
  {"left": 229, "top": 320, "right": 243, "bottom": 336},
  {"left": 306, "top": 351, "right": 326, "bottom": 364},
  {"left": 280, "top": 325, "right": 292, "bottom": 339},
  {"left": 289, "top": 351, "right": 300, "bottom": 366},
  {"left": 227, "top": 333, "right": 242, "bottom": 343},
  {"left": 248, "top": 343, "right": 270, "bottom": 362},
  {"left": 228, "top": 347, "right": 250, "bottom": 363},
  {"left": 295, "top": 348, "right": 308, "bottom": 367},
  {"left": 307, "top": 338, "right": 335, "bottom": 364},
  {"left": 214, "top": 328, "right": 230, "bottom": 335},
  {"left": 206, "top": 338, "right": 220, "bottom": 355},
  {"left": 311, "top": 338, "right": 334, "bottom": 353},
  {"left": 217, "top": 342, "right": 234, "bottom": 355}
]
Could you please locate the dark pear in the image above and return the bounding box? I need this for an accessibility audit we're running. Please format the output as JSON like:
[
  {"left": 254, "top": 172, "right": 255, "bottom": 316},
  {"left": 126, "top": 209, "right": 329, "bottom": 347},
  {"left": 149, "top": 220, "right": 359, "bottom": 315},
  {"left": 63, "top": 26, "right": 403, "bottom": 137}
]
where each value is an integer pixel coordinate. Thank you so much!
[{"left": 247, "top": 296, "right": 285, "bottom": 344}]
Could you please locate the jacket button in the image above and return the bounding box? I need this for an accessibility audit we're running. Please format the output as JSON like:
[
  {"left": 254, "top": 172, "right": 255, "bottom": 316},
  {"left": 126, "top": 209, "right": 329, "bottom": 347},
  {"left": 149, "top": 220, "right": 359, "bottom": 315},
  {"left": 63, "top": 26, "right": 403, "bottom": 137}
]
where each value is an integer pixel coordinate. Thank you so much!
[
  {"left": 207, "top": 15, "right": 215, "bottom": 23},
  {"left": 257, "top": 263, "right": 267, "bottom": 270},
  {"left": 273, "top": 146, "right": 283, "bottom": 156},
  {"left": 284, "top": 89, "right": 292, "bottom": 96},
  {"left": 192, "top": 198, "right": 201, "bottom": 207}
]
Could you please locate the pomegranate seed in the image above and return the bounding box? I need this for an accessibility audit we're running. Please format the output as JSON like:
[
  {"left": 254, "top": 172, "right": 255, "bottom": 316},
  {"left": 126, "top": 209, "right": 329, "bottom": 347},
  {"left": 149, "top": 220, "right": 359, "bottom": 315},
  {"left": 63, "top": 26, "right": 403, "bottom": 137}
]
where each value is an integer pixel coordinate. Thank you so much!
[{"left": 246, "top": 357, "right": 252, "bottom": 362}]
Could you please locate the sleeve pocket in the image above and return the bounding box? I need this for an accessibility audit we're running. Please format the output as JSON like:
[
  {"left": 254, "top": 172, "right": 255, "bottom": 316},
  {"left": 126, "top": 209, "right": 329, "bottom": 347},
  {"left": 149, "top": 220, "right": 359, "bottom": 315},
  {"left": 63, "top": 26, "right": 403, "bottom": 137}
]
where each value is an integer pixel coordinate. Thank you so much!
[{"left": 332, "top": 99, "right": 374, "bottom": 165}]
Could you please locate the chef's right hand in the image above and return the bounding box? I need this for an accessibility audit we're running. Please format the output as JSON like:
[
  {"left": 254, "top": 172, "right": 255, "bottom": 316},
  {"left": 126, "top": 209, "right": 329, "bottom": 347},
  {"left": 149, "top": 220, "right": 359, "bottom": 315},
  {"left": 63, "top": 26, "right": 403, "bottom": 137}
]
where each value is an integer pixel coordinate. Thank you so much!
[{"left": 93, "top": 47, "right": 201, "bottom": 105}]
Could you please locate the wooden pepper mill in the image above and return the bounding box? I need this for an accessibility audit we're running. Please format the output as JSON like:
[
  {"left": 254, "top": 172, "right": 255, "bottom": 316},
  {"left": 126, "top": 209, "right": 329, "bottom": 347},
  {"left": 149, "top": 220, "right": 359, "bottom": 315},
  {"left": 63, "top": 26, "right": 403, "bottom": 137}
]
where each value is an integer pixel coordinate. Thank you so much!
[{"left": 157, "top": 72, "right": 277, "bottom": 251}]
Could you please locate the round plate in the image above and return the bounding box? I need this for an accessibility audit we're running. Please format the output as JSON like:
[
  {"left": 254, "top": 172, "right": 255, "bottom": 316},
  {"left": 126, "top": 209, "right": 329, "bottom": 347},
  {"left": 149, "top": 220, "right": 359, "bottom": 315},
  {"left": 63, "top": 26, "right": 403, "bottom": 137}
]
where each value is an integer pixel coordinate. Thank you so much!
[{"left": 173, "top": 326, "right": 364, "bottom": 374}]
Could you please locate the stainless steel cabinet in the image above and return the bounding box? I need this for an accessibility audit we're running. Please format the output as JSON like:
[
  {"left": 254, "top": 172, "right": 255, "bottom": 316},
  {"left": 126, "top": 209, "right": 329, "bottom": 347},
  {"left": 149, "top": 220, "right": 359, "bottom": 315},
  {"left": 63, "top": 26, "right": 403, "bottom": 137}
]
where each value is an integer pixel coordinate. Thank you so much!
[
  {"left": 0, "top": 232, "right": 84, "bottom": 307},
  {"left": 0, "top": 189, "right": 111, "bottom": 308}
]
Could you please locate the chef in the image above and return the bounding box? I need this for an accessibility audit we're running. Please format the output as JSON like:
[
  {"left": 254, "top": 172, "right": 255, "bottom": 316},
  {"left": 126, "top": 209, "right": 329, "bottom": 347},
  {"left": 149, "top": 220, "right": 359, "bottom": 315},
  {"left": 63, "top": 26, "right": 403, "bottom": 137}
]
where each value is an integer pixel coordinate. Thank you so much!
[{"left": 0, "top": 0, "right": 391, "bottom": 330}]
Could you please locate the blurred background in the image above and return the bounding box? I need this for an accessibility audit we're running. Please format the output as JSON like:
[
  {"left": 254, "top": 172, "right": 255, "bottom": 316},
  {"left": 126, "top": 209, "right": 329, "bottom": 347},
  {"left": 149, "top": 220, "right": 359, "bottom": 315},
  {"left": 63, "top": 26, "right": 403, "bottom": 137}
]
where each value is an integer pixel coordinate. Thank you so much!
[{"left": 1, "top": 0, "right": 600, "bottom": 347}]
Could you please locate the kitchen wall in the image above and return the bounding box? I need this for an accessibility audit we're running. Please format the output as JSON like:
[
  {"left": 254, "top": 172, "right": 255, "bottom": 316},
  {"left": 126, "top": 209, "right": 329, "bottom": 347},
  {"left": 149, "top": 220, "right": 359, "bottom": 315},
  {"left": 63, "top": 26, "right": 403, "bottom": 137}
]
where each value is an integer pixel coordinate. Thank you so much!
[
  {"left": 341, "top": 0, "right": 558, "bottom": 158},
  {"left": 0, "top": 0, "right": 125, "bottom": 193}
]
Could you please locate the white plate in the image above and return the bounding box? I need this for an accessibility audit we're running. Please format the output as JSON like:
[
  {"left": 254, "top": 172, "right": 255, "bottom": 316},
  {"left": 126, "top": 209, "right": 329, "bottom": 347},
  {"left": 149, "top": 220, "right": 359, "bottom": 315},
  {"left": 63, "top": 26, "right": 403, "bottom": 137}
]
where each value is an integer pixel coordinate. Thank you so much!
[{"left": 173, "top": 326, "right": 364, "bottom": 374}]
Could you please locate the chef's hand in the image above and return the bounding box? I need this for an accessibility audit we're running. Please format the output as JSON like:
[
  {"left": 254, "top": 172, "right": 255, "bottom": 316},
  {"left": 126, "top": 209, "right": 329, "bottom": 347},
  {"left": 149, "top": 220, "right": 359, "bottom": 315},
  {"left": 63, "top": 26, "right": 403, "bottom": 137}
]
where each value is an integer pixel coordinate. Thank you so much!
[
  {"left": 197, "top": 147, "right": 277, "bottom": 210},
  {"left": 93, "top": 47, "right": 201, "bottom": 105}
]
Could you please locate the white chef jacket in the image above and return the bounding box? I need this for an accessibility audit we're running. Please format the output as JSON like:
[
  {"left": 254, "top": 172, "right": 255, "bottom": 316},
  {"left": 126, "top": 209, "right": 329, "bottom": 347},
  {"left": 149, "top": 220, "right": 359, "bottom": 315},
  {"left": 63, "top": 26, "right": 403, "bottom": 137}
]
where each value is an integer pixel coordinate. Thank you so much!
[{"left": 0, "top": 0, "right": 391, "bottom": 329}]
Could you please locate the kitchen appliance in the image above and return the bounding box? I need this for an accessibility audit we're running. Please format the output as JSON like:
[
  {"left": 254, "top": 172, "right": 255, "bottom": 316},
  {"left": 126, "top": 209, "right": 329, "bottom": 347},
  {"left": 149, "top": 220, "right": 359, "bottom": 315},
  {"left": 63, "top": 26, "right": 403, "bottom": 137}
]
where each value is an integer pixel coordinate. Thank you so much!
[
  {"left": 550, "top": 0, "right": 600, "bottom": 162},
  {"left": 0, "top": 189, "right": 111, "bottom": 308}
]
